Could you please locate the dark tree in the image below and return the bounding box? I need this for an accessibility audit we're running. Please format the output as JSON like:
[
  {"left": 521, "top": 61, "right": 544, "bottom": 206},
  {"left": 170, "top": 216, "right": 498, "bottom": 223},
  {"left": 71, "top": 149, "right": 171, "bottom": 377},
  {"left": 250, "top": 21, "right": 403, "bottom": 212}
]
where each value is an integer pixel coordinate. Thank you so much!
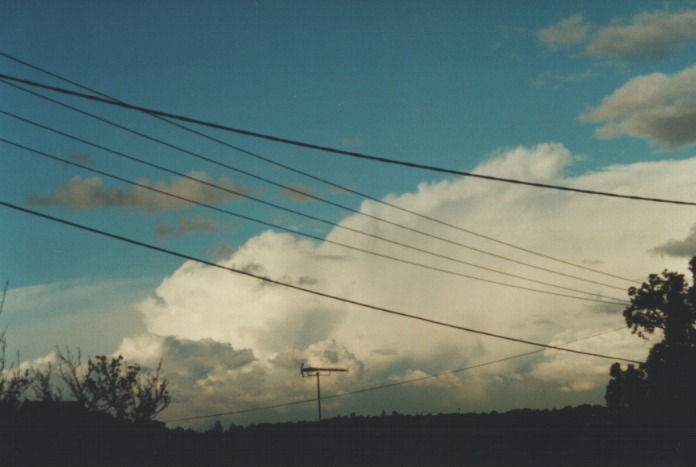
[
  {"left": 58, "top": 349, "right": 171, "bottom": 422},
  {"left": 606, "top": 257, "right": 696, "bottom": 415},
  {"left": 605, "top": 362, "right": 646, "bottom": 411}
]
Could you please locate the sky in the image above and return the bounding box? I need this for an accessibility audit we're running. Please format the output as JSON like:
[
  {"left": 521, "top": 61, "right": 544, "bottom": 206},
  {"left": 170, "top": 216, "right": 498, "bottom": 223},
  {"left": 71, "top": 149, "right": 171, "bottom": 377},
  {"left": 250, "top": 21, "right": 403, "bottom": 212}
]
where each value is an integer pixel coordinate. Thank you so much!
[{"left": 2, "top": 0, "right": 696, "bottom": 428}]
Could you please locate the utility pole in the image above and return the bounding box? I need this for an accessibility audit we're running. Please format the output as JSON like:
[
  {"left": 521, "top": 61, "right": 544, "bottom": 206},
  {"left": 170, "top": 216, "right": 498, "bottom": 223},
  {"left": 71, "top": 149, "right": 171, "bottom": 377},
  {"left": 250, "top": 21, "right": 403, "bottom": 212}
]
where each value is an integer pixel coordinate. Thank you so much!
[{"left": 300, "top": 363, "right": 347, "bottom": 421}]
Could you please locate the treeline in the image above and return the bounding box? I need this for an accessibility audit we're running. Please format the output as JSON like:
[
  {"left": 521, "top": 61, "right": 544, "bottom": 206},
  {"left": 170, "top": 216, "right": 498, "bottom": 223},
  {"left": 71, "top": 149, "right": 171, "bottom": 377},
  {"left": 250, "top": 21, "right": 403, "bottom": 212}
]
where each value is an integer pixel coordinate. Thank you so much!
[
  {"left": 2, "top": 404, "right": 695, "bottom": 466},
  {"left": 194, "top": 406, "right": 696, "bottom": 466}
]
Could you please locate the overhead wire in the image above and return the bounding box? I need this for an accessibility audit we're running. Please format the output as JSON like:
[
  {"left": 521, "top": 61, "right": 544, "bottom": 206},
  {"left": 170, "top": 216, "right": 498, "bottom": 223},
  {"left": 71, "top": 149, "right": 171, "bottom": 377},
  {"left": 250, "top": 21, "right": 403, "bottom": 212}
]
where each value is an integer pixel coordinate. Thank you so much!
[
  {"left": 0, "top": 50, "right": 637, "bottom": 284},
  {"left": 0, "top": 84, "right": 630, "bottom": 297},
  {"left": 0, "top": 199, "right": 643, "bottom": 366},
  {"left": 0, "top": 54, "right": 646, "bottom": 422},
  {"left": 1, "top": 71, "right": 695, "bottom": 209},
  {"left": 0, "top": 79, "right": 632, "bottom": 294},
  {"left": 163, "top": 326, "right": 628, "bottom": 423},
  {"left": 0, "top": 134, "right": 627, "bottom": 305}
]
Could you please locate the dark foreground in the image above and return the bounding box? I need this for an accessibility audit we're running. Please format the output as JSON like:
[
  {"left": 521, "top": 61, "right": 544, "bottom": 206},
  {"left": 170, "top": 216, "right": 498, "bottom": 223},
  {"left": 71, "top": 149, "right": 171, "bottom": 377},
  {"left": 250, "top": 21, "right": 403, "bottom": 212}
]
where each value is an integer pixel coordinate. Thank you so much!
[{"left": 2, "top": 403, "right": 695, "bottom": 466}]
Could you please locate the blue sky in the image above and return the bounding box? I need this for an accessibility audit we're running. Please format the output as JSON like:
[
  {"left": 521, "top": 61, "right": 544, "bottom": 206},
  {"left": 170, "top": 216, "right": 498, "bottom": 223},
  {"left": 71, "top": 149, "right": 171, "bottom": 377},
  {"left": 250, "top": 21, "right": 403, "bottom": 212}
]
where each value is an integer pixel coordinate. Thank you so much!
[{"left": 2, "top": 1, "right": 696, "bottom": 427}]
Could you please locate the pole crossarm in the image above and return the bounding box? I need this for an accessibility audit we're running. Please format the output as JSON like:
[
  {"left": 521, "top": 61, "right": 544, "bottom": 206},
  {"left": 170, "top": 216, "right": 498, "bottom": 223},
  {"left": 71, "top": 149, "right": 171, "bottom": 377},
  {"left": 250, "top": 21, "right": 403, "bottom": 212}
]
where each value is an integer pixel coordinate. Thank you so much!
[
  {"left": 300, "top": 363, "right": 348, "bottom": 377},
  {"left": 301, "top": 363, "right": 348, "bottom": 421}
]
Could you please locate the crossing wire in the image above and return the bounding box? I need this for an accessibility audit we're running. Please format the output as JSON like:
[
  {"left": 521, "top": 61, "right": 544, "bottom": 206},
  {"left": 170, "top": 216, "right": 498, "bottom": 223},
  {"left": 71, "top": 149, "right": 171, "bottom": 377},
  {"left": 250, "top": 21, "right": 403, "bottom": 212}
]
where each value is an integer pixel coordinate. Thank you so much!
[
  {"left": 1, "top": 136, "right": 627, "bottom": 304},
  {"left": 0, "top": 50, "right": 637, "bottom": 284},
  {"left": 0, "top": 79, "right": 633, "bottom": 293},
  {"left": 0, "top": 198, "right": 643, "bottom": 366},
  {"left": 0, "top": 85, "right": 631, "bottom": 294},
  {"left": 1, "top": 71, "right": 695, "bottom": 208},
  {"left": 163, "top": 326, "right": 628, "bottom": 423}
]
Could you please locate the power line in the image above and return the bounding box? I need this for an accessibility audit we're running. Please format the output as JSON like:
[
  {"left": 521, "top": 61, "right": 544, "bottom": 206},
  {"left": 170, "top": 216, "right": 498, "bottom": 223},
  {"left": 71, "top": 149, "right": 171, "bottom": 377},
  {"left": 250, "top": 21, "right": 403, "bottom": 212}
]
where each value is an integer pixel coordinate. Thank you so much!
[
  {"left": 0, "top": 50, "right": 637, "bottom": 284},
  {"left": 0, "top": 79, "right": 632, "bottom": 293},
  {"left": 163, "top": 327, "right": 628, "bottom": 423},
  {"left": 0, "top": 135, "right": 627, "bottom": 305},
  {"left": 0, "top": 51, "right": 637, "bottom": 286},
  {"left": 1, "top": 71, "right": 695, "bottom": 208},
  {"left": 0, "top": 199, "right": 642, "bottom": 365},
  {"left": 0, "top": 93, "right": 629, "bottom": 298}
]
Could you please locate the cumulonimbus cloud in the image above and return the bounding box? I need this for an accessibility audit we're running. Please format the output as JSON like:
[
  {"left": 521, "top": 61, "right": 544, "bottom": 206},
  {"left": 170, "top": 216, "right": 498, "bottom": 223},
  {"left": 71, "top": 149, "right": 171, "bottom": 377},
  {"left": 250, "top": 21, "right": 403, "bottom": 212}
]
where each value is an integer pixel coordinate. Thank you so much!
[
  {"left": 581, "top": 64, "right": 696, "bottom": 148},
  {"left": 110, "top": 142, "right": 696, "bottom": 426},
  {"left": 27, "top": 171, "right": 246, "bottom": 212}
]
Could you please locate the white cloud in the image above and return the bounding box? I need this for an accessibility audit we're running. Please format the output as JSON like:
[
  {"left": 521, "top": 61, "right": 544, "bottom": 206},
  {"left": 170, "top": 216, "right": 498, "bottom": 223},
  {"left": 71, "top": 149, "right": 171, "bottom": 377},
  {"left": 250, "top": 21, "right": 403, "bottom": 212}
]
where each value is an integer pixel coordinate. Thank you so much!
[
  {"left": 537, "top": 14, "right": 591, "bottom": 50},
  {"left": 21, "top": 145, "right": 694, "bottom": 426},
  {"left": 102, "top": 142, "right": 696, "bottom": 426},
  {"left": 538, "top": 9, "right": 696, "bottom": 61},
  {"left": 113, "top": 333, "right": 364, "bottom": 425},
  {"left": 587, "top": 10, "right": 696, "bottom": 60},
  {"left": 581, "top": 64, "right": 696, "bottom": 148},
  {"left": 27, "top": 171, "right": 246, "bottom": 212}
]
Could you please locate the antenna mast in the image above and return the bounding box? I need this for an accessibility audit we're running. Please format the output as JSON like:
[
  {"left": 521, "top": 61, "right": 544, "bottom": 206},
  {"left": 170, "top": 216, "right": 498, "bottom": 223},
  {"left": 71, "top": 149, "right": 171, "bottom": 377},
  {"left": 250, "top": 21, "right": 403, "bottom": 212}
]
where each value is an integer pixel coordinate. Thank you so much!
[{"left": 301, "top": 363, "right": 347, "bottom": 421}]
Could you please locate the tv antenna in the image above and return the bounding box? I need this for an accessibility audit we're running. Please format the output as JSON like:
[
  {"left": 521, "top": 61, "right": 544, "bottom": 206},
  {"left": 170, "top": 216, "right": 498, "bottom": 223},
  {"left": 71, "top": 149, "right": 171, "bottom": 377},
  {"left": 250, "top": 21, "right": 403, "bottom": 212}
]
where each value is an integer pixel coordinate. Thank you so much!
[{"left": 301, "top": 363, "right": 347, "bottom": 421}]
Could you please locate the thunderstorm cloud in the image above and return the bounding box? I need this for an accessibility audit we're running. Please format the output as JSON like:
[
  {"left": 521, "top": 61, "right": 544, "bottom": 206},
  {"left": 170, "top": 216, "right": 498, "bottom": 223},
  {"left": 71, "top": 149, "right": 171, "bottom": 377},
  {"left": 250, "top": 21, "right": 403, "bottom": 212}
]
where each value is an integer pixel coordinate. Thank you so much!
[
  {"left": 114, "top": 143, "right": 696, "bottom": 426},
  {"left": 19, "top": 144, "right": 696, "bottom": 427}
]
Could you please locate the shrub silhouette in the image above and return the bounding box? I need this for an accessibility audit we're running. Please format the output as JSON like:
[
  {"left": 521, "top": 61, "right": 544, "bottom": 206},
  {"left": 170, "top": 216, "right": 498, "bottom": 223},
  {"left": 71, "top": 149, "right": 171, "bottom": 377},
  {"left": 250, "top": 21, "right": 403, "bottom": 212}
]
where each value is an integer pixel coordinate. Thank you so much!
[{"left": 57, "top": 349, "right": 171, "bottom": 422}]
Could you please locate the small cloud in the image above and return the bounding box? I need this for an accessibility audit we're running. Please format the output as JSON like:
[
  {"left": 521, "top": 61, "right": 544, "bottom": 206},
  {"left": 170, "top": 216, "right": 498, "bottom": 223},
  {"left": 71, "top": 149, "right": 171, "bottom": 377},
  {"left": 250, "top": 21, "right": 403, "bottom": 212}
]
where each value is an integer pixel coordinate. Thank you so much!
[
  {"left": 652, "top": 223, "right": 696, "bottom": 258},
  {"left": 157, "top": 217, "right": 217, "bottom": 238},
  {"left": 538, "top": 9, "right": 696, "bottom": 61},
  {"left": 281, "top": 184, "right": 317, "bottom": 202},
  {"left": 339, "top": 136, "right": 362, "bottom": 147},
  {"left": 27, "top": 171, "right": 247, "bottom": 212},
  {"left": 587, "top": 9, "right": 696, "bottom": 60},
  {"left": 581, "top": 64, "right": 696, "bottom": 148},
  {"left": 537, "top": 14, "right": 591, "bottom": 50},
  {"left": 560, "top": 380, "right": 597, "bottom": 393}
]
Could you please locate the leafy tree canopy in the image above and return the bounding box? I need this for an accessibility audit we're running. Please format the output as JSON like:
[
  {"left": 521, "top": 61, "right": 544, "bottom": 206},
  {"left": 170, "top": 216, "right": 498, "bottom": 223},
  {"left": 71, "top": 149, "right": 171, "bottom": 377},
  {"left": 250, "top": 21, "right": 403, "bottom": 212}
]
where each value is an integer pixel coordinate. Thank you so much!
[{"left": 607, "top": 257, "right": 696, "bottom": 416}]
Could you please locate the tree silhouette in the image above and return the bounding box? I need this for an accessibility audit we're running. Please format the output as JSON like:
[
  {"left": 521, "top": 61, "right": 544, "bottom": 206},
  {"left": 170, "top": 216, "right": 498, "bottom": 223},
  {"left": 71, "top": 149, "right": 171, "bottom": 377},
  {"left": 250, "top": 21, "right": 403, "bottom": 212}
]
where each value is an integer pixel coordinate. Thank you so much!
[
  {"left": 606, "top": 257, "right": 696, "bottom": 416},
  {"left": 57, "top": 348, "right": 171, "bottom": 422},
  {"left": 605, "top": 362, "right": 646, "bottom": 412}
]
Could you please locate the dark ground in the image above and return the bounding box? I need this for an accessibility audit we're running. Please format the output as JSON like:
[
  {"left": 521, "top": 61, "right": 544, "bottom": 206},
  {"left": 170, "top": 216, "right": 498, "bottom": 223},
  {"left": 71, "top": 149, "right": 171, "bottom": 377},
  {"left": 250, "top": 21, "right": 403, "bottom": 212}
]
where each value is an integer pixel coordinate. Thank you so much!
[{"left": 2, "top": 403, "right": 695, "bottom": 466}]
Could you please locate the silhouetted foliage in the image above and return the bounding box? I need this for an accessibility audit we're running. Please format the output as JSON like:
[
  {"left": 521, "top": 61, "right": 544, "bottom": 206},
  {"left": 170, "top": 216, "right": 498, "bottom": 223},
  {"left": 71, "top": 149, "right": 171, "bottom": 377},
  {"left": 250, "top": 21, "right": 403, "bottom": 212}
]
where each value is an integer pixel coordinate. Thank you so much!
[
  {"left": 605, "top": 362, "right": 647, "bottom": 411},
  {"left": 57, "top": 348, "right": 171, "bottom": 422},
  {"left": 4, "top": 404, "right": 696, "bottom": 466},
  {"left": 607, "top": 257, "right": 696, "bottom": 416},
  {"left": 30, "top": 362, "right": 62, "bottom": 402}
]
